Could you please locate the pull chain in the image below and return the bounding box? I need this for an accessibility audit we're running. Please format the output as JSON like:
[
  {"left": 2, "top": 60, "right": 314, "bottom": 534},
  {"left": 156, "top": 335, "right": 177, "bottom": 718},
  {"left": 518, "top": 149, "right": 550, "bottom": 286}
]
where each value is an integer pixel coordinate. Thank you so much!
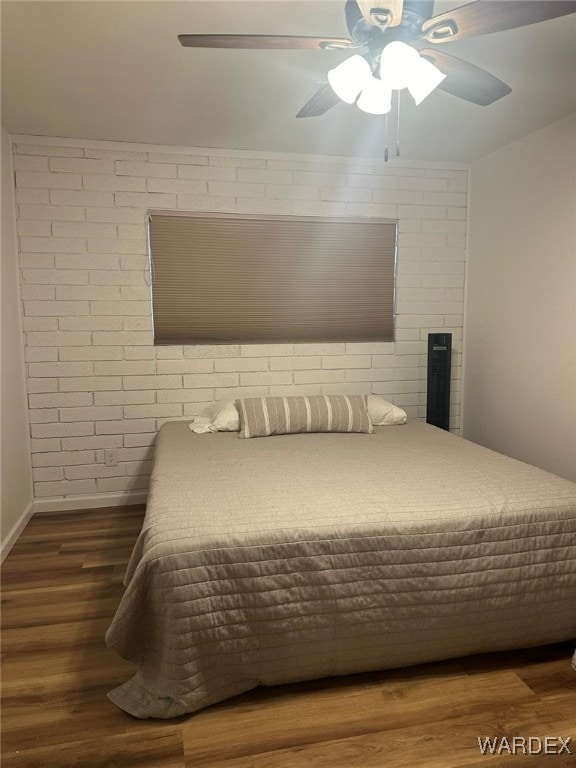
[
  {"left": 384, "top": 112, "right": 389, "bottom": 162},
  {"left": 383, "top": 91, "right": 401, "bottom": 162},
  {"left": 396, "top": 89, "right": 401, "bottom": 158}
]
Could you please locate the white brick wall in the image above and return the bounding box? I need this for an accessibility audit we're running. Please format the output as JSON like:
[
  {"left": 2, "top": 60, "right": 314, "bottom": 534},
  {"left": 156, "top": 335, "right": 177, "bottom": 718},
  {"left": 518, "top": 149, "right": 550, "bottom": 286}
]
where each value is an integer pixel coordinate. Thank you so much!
[{"left": 12, "top": 136, "right": 467, "bottom": 502}]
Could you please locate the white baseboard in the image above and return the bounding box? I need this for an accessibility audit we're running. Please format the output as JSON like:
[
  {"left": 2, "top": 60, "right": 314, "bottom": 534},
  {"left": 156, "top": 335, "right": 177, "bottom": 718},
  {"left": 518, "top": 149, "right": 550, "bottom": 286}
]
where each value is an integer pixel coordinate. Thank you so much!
[
  {"left": 1, "top": 501, "right": 34, "bottom": 564},
  {"left": 32, "top": 490, "right": 148, "bottom": 515}
]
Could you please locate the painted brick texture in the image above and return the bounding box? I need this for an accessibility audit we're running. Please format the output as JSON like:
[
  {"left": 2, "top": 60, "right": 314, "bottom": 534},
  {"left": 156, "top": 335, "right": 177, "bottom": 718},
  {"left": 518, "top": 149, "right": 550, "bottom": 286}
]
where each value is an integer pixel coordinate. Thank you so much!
[{"left": 13, "top": 136, "right": 467, "bottom": 502}]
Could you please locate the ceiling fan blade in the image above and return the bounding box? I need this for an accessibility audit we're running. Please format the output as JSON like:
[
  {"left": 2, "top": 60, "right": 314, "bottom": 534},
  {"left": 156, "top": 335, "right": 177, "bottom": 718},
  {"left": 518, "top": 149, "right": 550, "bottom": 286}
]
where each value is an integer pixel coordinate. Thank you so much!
[
  {"left": 420, "top": 49, "right": 511, "bottom": 105},
  {"left": 296, "top": 83, "right": 342, "bottom": 118},
  {"left": 421, "top": 0, "right": 576, "bottom": 43},
  {"left": 178, "top": 34, "right": 353, "bottom": 50},
  {"left": 356, "top": 0, "right": 404, "bottom": 28}
]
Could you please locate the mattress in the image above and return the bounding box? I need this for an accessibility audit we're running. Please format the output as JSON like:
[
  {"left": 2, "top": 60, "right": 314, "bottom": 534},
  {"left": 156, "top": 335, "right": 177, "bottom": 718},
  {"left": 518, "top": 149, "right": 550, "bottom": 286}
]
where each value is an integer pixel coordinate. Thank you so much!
[{"left": 106, "top": 420, "right": 576, "bottom": 719}]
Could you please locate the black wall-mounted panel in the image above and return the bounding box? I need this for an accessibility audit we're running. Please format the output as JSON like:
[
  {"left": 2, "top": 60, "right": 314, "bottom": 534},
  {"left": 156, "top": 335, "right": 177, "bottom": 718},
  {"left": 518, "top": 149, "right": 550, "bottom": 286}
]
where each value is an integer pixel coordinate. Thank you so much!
[{"left": 426, "top": 332, "right": 451, "bottom": 431}]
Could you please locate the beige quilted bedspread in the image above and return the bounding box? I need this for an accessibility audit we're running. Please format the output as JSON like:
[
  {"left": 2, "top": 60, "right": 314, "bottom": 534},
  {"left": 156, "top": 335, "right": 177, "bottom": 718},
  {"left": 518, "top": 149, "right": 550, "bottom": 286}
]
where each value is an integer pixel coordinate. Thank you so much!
[{"left": 106, "top": 421, "right": 576, "bottom": 718}]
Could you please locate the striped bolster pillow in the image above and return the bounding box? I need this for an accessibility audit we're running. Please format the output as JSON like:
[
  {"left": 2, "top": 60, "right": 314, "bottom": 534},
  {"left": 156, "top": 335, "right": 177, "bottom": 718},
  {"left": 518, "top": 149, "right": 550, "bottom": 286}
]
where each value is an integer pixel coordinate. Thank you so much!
[{"left": 236, "top": 395, "right": 373, "bottom": 439}]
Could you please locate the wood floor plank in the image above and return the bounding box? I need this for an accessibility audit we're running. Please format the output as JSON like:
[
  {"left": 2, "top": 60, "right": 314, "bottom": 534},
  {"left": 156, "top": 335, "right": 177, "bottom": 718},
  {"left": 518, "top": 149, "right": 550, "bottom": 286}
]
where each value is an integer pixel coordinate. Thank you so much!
[
  {"left": 1, "top": 685, "right": 166, "bottom": 752},
  {"left": 59, "top": 534, "right": 140, "bottom": 553},
  {"left": 1, "top": 645, "right": 135, "bottom": 696},
  {"left": 188, "top": 701, "right": 571, "bottom": 768},
  {"left": 1, "top": 729, "right": 184, "bottom": 768},
  {"left": 181, "top": 670, "right": 538, "bottom": 767},
  {"left": 515, "top": 659, "right": 576, "bottom": 698},
  {"left": 460, "top": 758, "right": 575, "bottom": 768},
  {"left": 1, "top": 617, "right": 113, "bottom": 652},
  {"left": 0, "top": 564, "right": 123, "bottom": 591},
  {"left": 1, "top": 505, "right": 575, "bottom": 768},
  {"left": 1, "top": 578, "right": 123, "bottom": 603},
  {"left": 80, "top": 550, "right": 136, "bottom": 568},
  {"left": 2, "top": 596, "right": 122, "bottom": 628},
  {"left": 1, "top": 553, "right": 86, "bottom": 572}
]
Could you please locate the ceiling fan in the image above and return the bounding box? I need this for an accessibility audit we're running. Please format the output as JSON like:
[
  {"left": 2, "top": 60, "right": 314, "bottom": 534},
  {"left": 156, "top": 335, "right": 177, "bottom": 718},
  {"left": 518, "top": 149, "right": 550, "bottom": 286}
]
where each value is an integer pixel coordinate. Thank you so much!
[{"left": 179, "top": 0, "right": 576, "bottom": 118}]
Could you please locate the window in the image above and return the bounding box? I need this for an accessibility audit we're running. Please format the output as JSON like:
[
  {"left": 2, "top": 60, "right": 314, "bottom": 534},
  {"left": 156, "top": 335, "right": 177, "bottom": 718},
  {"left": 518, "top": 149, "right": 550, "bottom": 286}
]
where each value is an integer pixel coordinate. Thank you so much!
[{"left": 148, "top": 210, "right": 397, "bottom": 345}]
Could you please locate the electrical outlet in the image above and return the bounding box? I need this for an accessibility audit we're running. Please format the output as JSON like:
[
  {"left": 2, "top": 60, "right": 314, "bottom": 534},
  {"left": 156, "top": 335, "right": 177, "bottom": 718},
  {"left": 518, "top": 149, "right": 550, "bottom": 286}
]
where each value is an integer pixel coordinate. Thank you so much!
[{"left": 104, "top": 448, "right": 118, "bottom": 467}]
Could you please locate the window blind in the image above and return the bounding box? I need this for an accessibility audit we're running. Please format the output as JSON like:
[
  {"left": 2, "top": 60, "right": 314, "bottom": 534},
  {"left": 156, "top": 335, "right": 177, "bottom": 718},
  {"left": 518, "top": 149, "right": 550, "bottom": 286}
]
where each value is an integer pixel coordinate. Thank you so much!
[{"left": 148, "top": 210, "right": 397, "bottom": 345}]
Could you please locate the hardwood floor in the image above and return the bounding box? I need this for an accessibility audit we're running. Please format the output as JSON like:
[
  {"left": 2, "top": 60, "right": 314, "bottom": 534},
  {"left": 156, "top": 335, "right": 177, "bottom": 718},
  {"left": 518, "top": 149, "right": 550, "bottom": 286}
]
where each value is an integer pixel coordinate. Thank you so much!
[{"left": 2, "top": 506, "right": 575, "bottom": 767}]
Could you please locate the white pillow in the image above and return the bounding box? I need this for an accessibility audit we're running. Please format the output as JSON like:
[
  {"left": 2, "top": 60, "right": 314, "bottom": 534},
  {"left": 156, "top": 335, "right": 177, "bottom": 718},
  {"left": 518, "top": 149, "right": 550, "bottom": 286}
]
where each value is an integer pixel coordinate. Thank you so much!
[
  {"left": 190, "top": 400, "right": 240, "bottom": 434},
  {"left": 367, "top": 395, "right": 407, "bottom": 426}
]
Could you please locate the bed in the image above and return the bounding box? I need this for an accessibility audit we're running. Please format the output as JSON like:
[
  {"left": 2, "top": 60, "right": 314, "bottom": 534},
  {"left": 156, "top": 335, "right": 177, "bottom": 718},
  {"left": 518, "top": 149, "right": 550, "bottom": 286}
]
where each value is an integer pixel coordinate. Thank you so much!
[{"left": 106, "top": 416, "right": 576, "bottom": 719}]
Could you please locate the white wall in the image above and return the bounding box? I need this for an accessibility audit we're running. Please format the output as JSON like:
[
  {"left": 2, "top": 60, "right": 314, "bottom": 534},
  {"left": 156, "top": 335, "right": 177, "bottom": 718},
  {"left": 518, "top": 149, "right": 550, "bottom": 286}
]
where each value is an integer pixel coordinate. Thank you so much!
[
  {"left": 12, "top": 135, "right": 467, "bottom": 506},
  {"left": 463, "top": 114, "right": 576, "bottom": 481},
  {"left": 1, "top": 127, "right": 33, "bottom": 554}
]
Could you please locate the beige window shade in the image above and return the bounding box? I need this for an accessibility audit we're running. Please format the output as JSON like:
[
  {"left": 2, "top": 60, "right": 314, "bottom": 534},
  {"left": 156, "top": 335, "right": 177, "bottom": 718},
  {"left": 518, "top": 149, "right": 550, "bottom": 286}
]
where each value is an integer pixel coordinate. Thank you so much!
[{"left": 148, "top": 211, "right": 397, "bottom": 345}]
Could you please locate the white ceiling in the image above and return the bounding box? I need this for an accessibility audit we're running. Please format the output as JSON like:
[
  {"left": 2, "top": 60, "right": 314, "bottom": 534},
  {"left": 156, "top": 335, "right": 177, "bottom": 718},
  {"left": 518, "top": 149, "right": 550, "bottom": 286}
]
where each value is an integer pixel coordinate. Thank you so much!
[{"left": 2, "top": 0, "right": 575, "bottom": 163}]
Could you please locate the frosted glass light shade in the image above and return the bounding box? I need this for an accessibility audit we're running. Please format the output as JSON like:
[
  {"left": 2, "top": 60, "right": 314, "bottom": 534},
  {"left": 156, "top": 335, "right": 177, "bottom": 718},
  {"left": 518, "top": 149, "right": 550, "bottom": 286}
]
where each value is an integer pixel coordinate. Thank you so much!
[
  {"left": 379, "top": 41, "right": 421, "bottom": 91},
  {"left": 327, "top": 55, "right": 372, "bottom": 104},
  {"left": 407, "top": 57, "right": 447, "bottom": 105},
  {"left": 379, "top": 40, "right": 446, "bottom": 105},
  {"left": 356, "top": 76, "right": 392, "bottom": 115}
]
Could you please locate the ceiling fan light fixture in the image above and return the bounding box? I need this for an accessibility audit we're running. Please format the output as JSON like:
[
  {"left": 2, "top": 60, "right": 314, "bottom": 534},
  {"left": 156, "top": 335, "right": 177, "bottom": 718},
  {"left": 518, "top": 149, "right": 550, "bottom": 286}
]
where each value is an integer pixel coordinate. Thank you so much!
[
  {"left": 327, "top": 54, "right": 371, "bottom": 103},
  {"left": 356, "top": 75, "right": 393, "bottom": 114}
]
